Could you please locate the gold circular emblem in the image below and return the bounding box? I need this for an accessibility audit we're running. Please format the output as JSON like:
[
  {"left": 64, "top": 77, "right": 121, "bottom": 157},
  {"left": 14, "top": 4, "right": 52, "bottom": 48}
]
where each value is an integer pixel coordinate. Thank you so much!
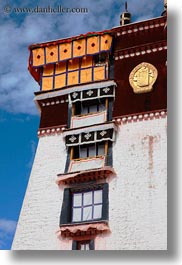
[{"left": 129, "top": 62, "right": 158, "bottom": 94}]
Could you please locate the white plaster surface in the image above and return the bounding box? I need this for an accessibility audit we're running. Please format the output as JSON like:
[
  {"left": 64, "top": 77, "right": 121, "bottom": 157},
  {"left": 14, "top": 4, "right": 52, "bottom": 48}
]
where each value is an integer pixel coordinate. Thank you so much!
[
  {"left": 12, "top": 134, "right": 67, "bottom": 250},
  {"left": 95, "top": 117, "right": 167, "bottom": 250}
]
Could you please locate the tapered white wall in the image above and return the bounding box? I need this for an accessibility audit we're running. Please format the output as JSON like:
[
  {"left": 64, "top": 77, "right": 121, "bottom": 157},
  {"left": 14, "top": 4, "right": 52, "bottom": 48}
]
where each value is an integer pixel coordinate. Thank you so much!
[{"left": 12, "top": 134, "right": 67, "bottom": 250}]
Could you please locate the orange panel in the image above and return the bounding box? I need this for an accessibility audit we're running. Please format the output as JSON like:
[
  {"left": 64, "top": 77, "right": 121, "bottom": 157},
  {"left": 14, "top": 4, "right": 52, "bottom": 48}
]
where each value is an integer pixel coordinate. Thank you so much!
[
  {"left": 81, "top": 56, "right": 93, "bottom": 68},
  {"left": 42, "top": 77, "right": 53, "bottom": 91},
  {"left": 87, "top": 36, "right": 99, "bottom": 55},
  {"left": 94, "top": 66, "right": 105, "bottom": 81},
  {"left": 100, "top": 34, "right": 112, "bottom": 51},
  {"left": 80, "top": 68, "right": 92, "bottom": 83},
  {"left": 43, "top": 65, "right": 54, "bottom": 76},
  {"left": 54, "top": 74, "right": 66, "bottom": 89},
  {"left": 55, "top": 62, "right": 67, "bottom": 74},
  {"left": 73, "top": 39, "right": 86, "bottom": 58},
  {"left": 32, "top": 48, "right": 45, "bottom": 66},
  {"left": 67, "top": 71, "right": 79, "bottom": 86},
  {"left": 59, "top": 42, "right": 72, "bottom": 61},
  {"left": 46, "top": 45, "right": 58, "bottom": 64},
  {"left": 68, "top": 58, "right": 79, "bottom": 71}
]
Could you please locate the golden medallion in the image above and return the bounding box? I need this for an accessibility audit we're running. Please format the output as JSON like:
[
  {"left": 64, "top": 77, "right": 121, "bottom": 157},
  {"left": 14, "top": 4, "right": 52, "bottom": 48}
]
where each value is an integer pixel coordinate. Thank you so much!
[{"left": 129, "top": 62, "right": 158, "bottom": 94}]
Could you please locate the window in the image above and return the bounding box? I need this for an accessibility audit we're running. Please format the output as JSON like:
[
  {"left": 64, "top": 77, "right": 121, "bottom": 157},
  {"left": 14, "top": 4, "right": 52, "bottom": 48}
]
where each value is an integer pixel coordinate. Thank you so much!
[
  {"left": 72, "top": 240, "right": 94, "bottom": 250},
  {"left": 73, "top": 98, "right": 106, "bottom": 116},
  {"left": 72, "top": 190, "right": 103, "bottom": 222},
  {"left": 94, "top": 53, "right": 107, "bottom": 65},
  {"left": 60, "top": 183, "right": 109, "bottom": 225},
  {"left": 65, "top": 141, "right": 112, "bottom": 172},
  {"left": 71, "top": 142, "right": 105, "bottom": 159}
]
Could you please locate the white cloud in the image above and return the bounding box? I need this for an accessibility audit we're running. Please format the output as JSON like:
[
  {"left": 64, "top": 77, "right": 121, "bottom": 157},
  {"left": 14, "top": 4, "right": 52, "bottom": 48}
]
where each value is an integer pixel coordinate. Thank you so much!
[
  {"left": 0, "top": 219, "right": 17, "bottom": 233},
  {"left": 0, "top": 219, "right": 17, "bottom": 248},
  {"left": 0, "top": 0, "right": 163, "bottom": 115}
]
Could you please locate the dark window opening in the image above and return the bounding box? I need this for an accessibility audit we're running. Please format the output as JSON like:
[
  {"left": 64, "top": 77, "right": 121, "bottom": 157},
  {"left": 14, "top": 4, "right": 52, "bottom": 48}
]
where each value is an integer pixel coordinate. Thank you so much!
[
  {"left": 71, "top": 142, "right": 105, "bottom": 159},
  {"left": 77, "top": 240, "right": 90, "bottom": 250},
  {"left": 74, "top": 98, "right": 106, "bottom": 116},
  {"left": 72, "top": 239, "right": 95, "bottom": 250},
  {"left": 94, "top": 53, "right": 107, "bottom": 65}
]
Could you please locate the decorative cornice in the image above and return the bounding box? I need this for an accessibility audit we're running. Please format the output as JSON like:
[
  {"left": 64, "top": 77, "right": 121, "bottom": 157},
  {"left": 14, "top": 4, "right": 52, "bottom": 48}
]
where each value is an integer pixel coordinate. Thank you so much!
[
  {"left": 40, "top": 99, "right": 69, "bottom": 107},
  {"left": 114, "top": 41, "right": 167, "bottom": 61},
  {"left": 115, "top": 21, "right": 165, "bottom": 37},
  {"left": 56, "top": 166, "right": 116, "bottom": 185},
  {"left": 34, "top": 80, "right": 116, "bottom": 102},
  {"left": 37, "top": 110, "right": 167, "bottom": 137},
  {"left": 37, "top": 125, "right": 66, "bottom": 137},
  {"left": 62, "top": 121, "right": 116, "bottom": 137},
  {"left": 113, "top": 109, "right": 167, "bottom": 125},
  {"left": 57, "top": 221, "right": 110, "bottom": 238}
]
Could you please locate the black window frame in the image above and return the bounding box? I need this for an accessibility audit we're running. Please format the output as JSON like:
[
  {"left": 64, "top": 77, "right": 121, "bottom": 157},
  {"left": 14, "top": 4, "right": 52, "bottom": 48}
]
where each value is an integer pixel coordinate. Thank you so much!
[
  {"left": 72, "top": 239, "right": 95, "bottom": 250},
  {"left": 60, "top": 183, "right": 109, "bottom": 226}
]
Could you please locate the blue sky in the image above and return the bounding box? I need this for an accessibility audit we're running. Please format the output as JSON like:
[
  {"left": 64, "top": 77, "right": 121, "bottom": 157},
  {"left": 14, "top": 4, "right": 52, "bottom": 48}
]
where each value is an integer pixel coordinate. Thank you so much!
[{"left": 0, "top": 0, "right": 164, "bottom": 250}]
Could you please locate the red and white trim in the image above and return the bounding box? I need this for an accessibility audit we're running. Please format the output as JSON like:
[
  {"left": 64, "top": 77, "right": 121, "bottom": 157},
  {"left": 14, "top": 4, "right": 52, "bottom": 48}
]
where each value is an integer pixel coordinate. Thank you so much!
[
  {"left": 113, "top": 109, "right": 167, "bottom": 125},
  {"left": 37, "top": 110, "right": 167, "bottom": 137},
  {"left": 57, "top": 221, "right": 110, "bottom": 238},
  {"left": 115, "top": 22, "right": 165, "bottom": 37},
  {"left": 114, "top": 42, "right": 167, "bottom": 61},
  {"left": 37, "top": 125, "right": 66, "bottom": 137}
]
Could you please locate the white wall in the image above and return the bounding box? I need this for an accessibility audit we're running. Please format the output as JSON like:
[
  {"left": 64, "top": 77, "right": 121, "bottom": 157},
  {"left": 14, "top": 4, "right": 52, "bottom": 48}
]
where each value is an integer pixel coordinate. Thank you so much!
[
  {"left": 95, "top": 116, "right": 167, "bottom": 250},
  {"left": 12, "top": 116, "right": 167, "bottom": 250},
  {"left": 12, "top": 134, "right": 67, "bottom": 250}
]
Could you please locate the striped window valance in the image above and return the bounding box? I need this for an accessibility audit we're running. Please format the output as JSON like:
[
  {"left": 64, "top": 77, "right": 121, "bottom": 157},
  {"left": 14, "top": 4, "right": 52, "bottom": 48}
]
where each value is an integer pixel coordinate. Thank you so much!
[
  {"left": 65, "top": 128, "right": 114, "bottom": 146},
  {"left": 69, "top": 85, "right": 115, "bottom": 103}
]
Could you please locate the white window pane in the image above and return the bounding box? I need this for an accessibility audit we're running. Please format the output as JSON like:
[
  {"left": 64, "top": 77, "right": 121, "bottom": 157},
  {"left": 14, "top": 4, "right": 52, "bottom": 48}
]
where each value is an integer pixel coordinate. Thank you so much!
[
  {"left": 89, "top": 145, "right": 96, "bottom": 157},
  {"left": 89, "top": 105, "right": 97, "bottom": 113},
  {"left": 85, "top": 244, "right": 90, "bottom": 250},
  {"left": 80, "top": 243, "right": 89, "bottom": 250},
  {"left": 80, "top": 244, "right": 85, "bottom": 250},
  {"left": 94, "top": 190, "right": 102, "bottom": 204},
  {"left": 83, "top": 191, "right": 92, "bottom": 206},
  {"left": 80, "top": 146, "right": 87, "bottom": 158},
  {"left": 73, "top": 193, "right": 82, "bottom": 207},
  {"left": 72, "top": 208, "right": 82, "bottom": 222},
  {"left": 93, "top": 205, "right": 102, "bottom": 219},
  {"left": 83, "top": 206, "right": 92, "bottom": 221},
  {"left": 97, "top": 143, "right": 105, "bottom": 156}
]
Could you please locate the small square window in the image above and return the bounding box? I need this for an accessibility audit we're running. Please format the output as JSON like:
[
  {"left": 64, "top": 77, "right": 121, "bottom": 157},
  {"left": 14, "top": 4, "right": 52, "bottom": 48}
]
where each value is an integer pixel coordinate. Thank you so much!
[
  {"left": 72, "top": 240, "right": 94, "bottom": 250},
  {"left": 94, "top": 53, "right": 107, "bottom": 65}
]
